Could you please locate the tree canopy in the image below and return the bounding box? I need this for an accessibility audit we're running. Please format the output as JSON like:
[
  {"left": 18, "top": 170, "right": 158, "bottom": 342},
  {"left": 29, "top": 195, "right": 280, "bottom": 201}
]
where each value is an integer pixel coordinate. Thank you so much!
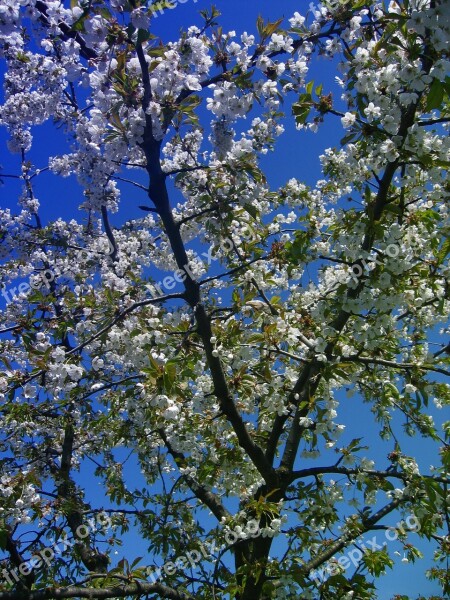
[{"left": 0, "top": 1, "right": 449, "bottom": 599}]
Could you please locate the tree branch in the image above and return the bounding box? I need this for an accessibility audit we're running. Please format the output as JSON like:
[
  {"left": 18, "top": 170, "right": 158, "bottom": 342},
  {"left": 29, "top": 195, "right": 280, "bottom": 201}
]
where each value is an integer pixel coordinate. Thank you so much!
[
  {"left": 0, "top": 582, "right": 194, "bottom": 600},
  {"left": 272, "top": 89, "right": 425, "bottom": 474},
  {"left": 194, "top": 304, "right": 277, "bottom": 485},
  {"left": 302, "top": 498, "right": 404, "bottom": 576},
  {"left": 34, "top": 1, "right": 97, "bottom": 61},
  {"left": 7, "top": 294, "right": 184, "bottom": 396},
  {"left": 159, "top": 429, "right": 229, "bottom": 522},
  {"left": 346, "top": 355, "right": 450, "bottom": 377},
  {"left": 200, "top": 256, "right": 268, "bottom": 285},
  {"left": 57, "top": 421, "right": 109, "bottom": 573},
  {"left": 288, "top": 465, "right": 450, "bottom": 485},
  {"left": 100, "top": 205, "right": 118, "bottom": 262}
]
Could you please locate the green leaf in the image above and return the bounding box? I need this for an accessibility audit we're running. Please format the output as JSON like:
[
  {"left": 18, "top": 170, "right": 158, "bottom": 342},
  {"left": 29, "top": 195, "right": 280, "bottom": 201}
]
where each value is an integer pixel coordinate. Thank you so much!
[
  {"left": 137, "top": 29, "right": 151, "bottom": 44},
  {"left": 130, "top": 556, "right": 143, "bottom": 569},
  {"left": 71, "top": 8, "right": 90, "bottom": 32},
  {"left": 437, "top": 237, "right": 450, "bottom": 264},
  {"left": 16, "top": 52, "right": 30, "bottom": 63},
  {"left": 426, "top": 79, "right": 444, "bottom": 112},
  {"left": 163, "top": 360, "right": 177, "bottom": 393},
  {"left": 117, "top": 557, "right": 128, "bottom": 572},
  {"left": 131, "top": 567, "right": 149, "bottom": 580},
  {"left": 362, "top": 549, "right": 394, "bottom": 576},
  {"left": 243, "top": 203, "right": 259, "bottom": 219},
  {"left": 340, "top": 132, "right": 357, "bottom": 145},
  {"left": 385, "top": 203, "right": 402, "bottom": 215},
  {"left": 292, "top": 102, "right": 311, "bottom": 126},
  {"left": 262, "top": 18, "right": 284, "bottom": 38},
  {"left": 256, "top": 15, "right": 265, "bottom": 37}
]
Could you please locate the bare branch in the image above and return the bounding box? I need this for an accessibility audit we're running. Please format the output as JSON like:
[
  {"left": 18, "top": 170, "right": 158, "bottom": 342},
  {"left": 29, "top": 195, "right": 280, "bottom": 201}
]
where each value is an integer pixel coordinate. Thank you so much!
[{"left": 111, "top": 175, "right": 149, "bottom": 191}]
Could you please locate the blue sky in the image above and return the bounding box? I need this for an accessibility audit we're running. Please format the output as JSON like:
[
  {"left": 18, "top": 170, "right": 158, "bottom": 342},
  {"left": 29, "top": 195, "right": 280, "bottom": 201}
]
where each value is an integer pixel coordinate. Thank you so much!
[{"left": 0, "top": 1, "right": 446, "bottom": 598}]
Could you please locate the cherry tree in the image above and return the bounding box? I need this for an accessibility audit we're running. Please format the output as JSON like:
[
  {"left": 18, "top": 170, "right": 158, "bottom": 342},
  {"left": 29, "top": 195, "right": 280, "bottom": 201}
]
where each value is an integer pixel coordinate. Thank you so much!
[{"left": 0, "top": 1, "right": 449, "bottom": 599}]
